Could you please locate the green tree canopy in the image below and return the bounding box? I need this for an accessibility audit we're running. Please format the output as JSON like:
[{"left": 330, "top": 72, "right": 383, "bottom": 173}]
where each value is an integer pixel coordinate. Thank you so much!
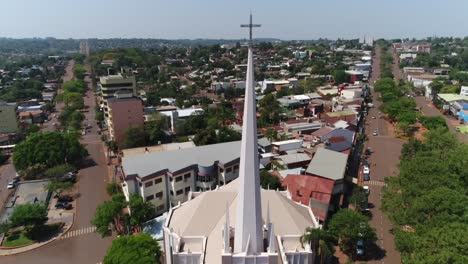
[
  {"left": 92, "top": 194, "right": 126, "bottom": 237},
  {"left": 260, "top": 170, "right": 283, "bottom": 190},
  {"left": 103, "top": 233, "right": 161, "bottom": 264},
  {"left": 13, "top": 132, "right": 88, "bottom": 171},
  {"left": 128, "top": 194, "right": 156, "bottom": 227},
  {"left": 123, "top": 126, "right": 147, "bottom": 148},
  {"left": 45, "top": 181, "right": 74, "bottom": 197},
  {"left": 382, "top": 128, "right": 468, "bottom": 263},
  {"left": 63, "top": 80, "right": 86, "bottom": 93},
  {"left": 10, "top": 203, "right": 48, "bottom": 229},
  {"left": 327, "top": 209, "right": 377, "bottom": 253}
]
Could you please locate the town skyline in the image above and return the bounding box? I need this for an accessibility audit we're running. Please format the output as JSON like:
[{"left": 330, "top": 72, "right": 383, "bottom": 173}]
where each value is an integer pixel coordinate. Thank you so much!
[{"left": 2, "top": 0, "right": 468, "bottom": 40}]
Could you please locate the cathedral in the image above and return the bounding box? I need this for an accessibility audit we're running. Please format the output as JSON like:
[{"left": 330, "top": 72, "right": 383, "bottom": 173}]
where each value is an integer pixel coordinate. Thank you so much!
[{"left": 163, "top": 15, "right": 319, "bottom": 264}]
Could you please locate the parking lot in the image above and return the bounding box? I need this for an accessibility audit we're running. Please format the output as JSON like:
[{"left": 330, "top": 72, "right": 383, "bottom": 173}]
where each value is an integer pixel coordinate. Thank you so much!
[{"left": 0, "top": 179, "right": 50, "bottom": 223}]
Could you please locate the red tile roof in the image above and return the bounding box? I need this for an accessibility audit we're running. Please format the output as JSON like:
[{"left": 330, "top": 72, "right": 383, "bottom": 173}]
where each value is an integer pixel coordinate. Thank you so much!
[{"left": 282, "top": 174, "right": 335, "bottom": 220}]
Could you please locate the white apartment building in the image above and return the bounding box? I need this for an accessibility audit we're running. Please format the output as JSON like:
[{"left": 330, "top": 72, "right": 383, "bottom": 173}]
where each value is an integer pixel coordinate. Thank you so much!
[{"left": 120, "top": 141, "right": 245, "bottom": 216}]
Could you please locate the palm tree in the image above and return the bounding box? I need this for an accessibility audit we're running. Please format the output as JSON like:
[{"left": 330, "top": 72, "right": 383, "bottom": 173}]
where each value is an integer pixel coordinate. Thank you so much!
[{"left": 301, "top": 227, "right": 335, "bottom": 264}]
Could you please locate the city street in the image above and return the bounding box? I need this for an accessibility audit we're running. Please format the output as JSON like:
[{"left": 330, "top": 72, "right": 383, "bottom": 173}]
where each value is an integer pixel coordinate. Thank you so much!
[
  {"left": 2, "top": 63, "right": 113, "bottom": 264},
  {"left": 361, "top": 46, "right": 403, "bottom": 263},
  {"left": 43, "top": 60, "right": 74, "bottom": 132}
]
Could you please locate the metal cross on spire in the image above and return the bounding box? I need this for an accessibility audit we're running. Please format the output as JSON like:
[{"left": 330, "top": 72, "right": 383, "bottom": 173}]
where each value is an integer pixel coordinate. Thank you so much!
[{"left": 241, "top": 13, "right": 261, "bottom": 45}]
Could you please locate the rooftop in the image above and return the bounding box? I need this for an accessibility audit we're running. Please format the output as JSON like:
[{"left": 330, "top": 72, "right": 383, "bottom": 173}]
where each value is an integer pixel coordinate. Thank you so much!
[
  {"left": 121, "top": 142, "right": 196, "bottom": 157},
  {"left": 166, "top": 179, "right": 318, "bottom": 263},
  {"left": 305, "top": 148, "right": 348, "bottom": 181},
  {"left": 122, "top": 141, "right": 241, "bottom": 178}
]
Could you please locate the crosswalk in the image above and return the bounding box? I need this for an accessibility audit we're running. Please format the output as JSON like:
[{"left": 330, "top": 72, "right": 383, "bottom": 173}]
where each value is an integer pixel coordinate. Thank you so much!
[
  {"left": 364, "top": 180, "right": 387, "bottom": 187},
  {"left": 60, "top": 226, "right": 97, "bottom": 240}
]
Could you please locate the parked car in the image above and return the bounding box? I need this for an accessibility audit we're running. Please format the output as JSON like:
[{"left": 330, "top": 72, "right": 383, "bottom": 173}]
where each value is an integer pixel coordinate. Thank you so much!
[
  {"left": 356, "top": 239, "right": 365, "bottom": 257},
  {"left": 365, "top": 148, "right": 372, "bottom": 155},
  {"left": 59, "top": 172, "right": 76, "bottom": 183},
  {"left": 371, "top": 116, "right": 376, "bottom": 119},
  {"left": 12, "top": 175, "right": 21, "bottom": 184},
  {"left": 7, "top": 182, "right": 15, "bottom": 189},
  {"left": 372, "top": 130, "right": 378, "bottom": 136},
  {"left": 364, "top": 173, "right": 370, "bottom": 181},
  {"left": 363, "top": 186, "right": 370, "bottom": 195},
  {"left": 57, "top": 195, "right": 73, "bottom": 203},
  {"left": 363, "top": 166, "right": 370, "bottom": 174},
  {"left": 55, "top": 202, "right": 72, "bottom": 210}
]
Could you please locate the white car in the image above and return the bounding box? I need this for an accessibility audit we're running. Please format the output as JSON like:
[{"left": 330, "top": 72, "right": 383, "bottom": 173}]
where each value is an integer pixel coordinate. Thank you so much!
[
  {"left": 363, "top": 186, "right": 370, "bottom": 195},
  {"left": 372, "top": 131, "right": 378, "bottom": 136},
  {"left": 371, "top": 116, "right": 376, "bottom": 119},
  {"left": 363, "top": 166, "right": 370, "bottom": 174},
  {"left": 7, "top": 182, "right": 15, "bottom": 189}
]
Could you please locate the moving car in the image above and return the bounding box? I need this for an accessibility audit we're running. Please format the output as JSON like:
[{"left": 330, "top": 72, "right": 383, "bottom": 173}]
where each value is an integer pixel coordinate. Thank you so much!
[
  {"left": 372, "top": 130, "right": 378, "bottom": 136},
  {"left": 371, "top": 116, "right": 376, "bottom": 119}
]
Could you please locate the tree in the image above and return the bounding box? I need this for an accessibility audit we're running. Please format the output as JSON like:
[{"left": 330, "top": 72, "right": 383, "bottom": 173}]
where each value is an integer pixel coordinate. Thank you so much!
[
  {"left": 349, "top": 187, "right": 368, "bottom": 212},
  {"left": 45, "top": 181, "right": 74, "bottom": 198},
  {"left": 106, "top": 181, "right": 121, "bottom": 196},
  {"left": 217, "top": 126, "right": 241, "bottom": 143},
  {"left": 421, "top": 116, "right": 447, "bottom": 130},
  {"left": 25, "top": 124, "right": 40, "bottom": 135},
  {"left": 128, "top": 194, "right": 155, "bottom": 227},
  {"left": 333, "top": 70, "right": 347, "bottom": 84},
  {"left": 264, "top": 128, "right": 277, "bottom": 142},
  {"left": 61, "top": 92, "right": 84, "bottom": 109},
  {"left": 301, "top": 227, "right": 335, "bottom": 264},
  {"left": 63, "top": 80, "right": 86, "bottom": 93},
  {"left": 123, "top": 126, "right": 147, "bottom": 148},
  {"left": 43, "top": 164, "right": 75, "bottom": 180},
  {"left": 73, "top": 64, "right": 86, "bottom": 80},
  {"left": 92, "top": 194, "right": 126, "bottom": 237},
  {"left": 103, "top": 233, "right": 161, "bottom": 264},
  {"left": 13, "top": 132, "right": 88, "bottom": 171},
  {"left": 260, "top": 170, "right": 283, "bottom": 190},
  {"left": 258, "top": 94, "right": 281, "bottom": 126},
  {"left": 10, "top": 203, "right": 48, "bottom": 231},
  {"left": 328, "top": 209, "right": 376, "bottom": 254},
  {"left": 193, "top": 128, "right": 217, "bottom": 146}
]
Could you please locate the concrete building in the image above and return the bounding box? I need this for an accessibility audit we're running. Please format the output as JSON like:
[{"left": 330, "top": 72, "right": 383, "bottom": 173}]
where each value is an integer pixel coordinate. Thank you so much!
[
  {"left": 121, "top": 141, "right": 242, "bottom": 215},
  {"left": 106, "top": 97, "right": 144, "bottom": 145},
  {"left": 0, "top": 101, "right": 18, "bottom": 134},
  {"left": 163, "top": 19, "right": 318, "bottom": 264},
  {"left": 98, "top": 73, "right": 136, "bottom": 109}
]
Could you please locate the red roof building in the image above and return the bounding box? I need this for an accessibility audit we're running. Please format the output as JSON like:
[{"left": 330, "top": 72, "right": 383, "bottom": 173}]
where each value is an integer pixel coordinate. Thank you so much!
[{"left": 282, "top": 174, "right": 336, "bottom": 222}]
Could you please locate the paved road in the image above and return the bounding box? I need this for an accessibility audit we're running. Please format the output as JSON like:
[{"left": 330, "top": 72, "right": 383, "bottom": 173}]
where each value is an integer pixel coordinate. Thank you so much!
[
  {"left": 0, "top": 163, "right": 17, "bottom": 214},
  {"left": 4, "top": 66, "right": 113, "bottom": 264},
  {"left": 43, "top": 60, "right": 74, "bottom": 132},
  {"left": 361, "top": 46, "right": 403, "bottom": 264}
]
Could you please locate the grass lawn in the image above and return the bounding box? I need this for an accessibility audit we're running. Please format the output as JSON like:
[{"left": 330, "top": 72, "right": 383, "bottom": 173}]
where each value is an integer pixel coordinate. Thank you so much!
[
  {"left": 457, "top": 126, "right": 468, "bottom": 134},
  {"left": 2, "top": 231, "right": 34, "bottom": 247},
  {"left": 1, "top": 223, "right": 62, "bottom": 248}
]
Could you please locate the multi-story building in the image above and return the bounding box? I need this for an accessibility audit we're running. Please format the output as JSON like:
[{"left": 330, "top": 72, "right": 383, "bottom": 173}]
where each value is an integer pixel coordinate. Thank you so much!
[
  {"left": 98, "top": 73, "right": 136, "bottom": 112},
  {"left": 0, "top": 101, "right": 18, "bottom": 134},
  {"left": 120, "top": 141, "right": 243, "bottom": 216},
  {"left": 106, "top": 96, "right": 144, "bottom": 145}
]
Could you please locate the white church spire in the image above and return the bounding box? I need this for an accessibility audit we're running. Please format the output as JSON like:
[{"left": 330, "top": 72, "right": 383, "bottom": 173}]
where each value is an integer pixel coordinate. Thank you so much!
[{"left": 234, "top": 14, "right": 263, "bottom": 254}]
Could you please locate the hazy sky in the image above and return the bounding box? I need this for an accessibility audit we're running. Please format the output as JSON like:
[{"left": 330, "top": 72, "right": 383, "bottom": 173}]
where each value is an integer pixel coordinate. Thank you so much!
[{"left": 1, "top": 0, "right": 467, "bottom": 40}]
